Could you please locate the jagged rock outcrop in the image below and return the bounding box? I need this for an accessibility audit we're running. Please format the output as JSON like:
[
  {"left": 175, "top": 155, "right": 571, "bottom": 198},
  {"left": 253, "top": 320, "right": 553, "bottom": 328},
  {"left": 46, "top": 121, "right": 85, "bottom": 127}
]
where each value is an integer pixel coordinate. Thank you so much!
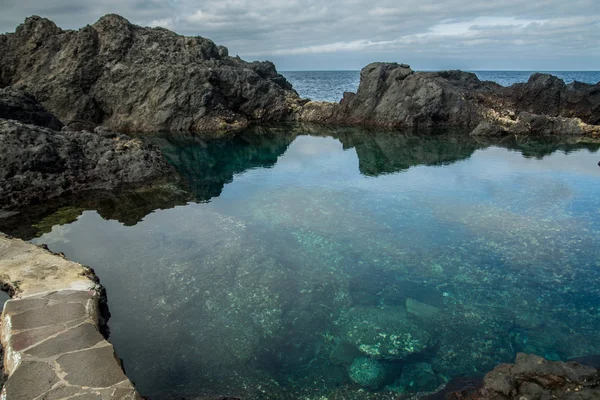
[
  {"left": 298, "top": 62, "right": 600, "bottom": 136},
  {"left": 0, "top": 14, "right": 300, "bottom": 133},
  {"left": 0, "top": 87, "right": 63, "bottom": 130},
  {"left": 0, "top": 118, "right": 174, "bottom": 209},
  {"left": 297, "top": 62, "right": 501, "bottom": 127},
  {"left": 508, "top": 74, "right": 600, "bottom": 124},
  {"left": 447, "top": 353, "right": 600, "bottom": 399}
]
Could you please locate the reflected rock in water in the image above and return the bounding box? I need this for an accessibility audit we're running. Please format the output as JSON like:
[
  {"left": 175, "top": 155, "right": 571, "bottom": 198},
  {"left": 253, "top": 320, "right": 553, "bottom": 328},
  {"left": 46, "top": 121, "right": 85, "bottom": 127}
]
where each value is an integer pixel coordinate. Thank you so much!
[
  {"left": 3, "top": 124, "right": 598, "bottom": 241},
  {"left": 474, "top": 134, "right": 600, "bottom": 159},
  {"left": 145, "top": 127, "right": 298, "bottom": 201},
  {"left": 334, "top": 129, "right": 481, "bottom": 176},
  {"left": 292, "top": 124, "right": 600, "bottom": 176},
  {"left": 0, "top": 182, "right": 191, "bottom": 240},
  {"left": 10, "top": 124, "right": 600, "bottom": 399}
]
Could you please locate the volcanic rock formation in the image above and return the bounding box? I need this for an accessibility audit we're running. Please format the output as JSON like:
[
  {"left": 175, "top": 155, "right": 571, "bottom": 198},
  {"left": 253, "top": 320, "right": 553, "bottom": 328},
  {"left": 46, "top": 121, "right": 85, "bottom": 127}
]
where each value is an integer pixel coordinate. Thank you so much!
[
  {"left": 298, "top": 62, "right": 600, "bottom": 136},
  {"left": 446, "top": 353, "right": 600, "bottom": 400},
  {"left": 0, "top": 119, "right": 174, "bottom": 210},
  {"left": 0, "top": 14, "right": 300, "bottom": 133}
]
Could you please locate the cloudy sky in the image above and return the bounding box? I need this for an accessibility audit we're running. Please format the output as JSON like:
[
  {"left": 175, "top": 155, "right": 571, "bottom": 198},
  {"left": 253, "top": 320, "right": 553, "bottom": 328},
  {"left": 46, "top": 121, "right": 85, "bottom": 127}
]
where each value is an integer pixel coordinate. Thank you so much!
[{"left": 1, "top": 0, "right": 599, "bottom": 70}]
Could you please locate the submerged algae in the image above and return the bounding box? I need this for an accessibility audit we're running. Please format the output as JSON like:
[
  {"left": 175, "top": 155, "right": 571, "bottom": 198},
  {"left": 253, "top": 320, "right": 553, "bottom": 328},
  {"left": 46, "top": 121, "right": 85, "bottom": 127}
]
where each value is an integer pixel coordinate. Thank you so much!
[{"left": 31, "top": 206, "right": 85, "bottom": 237}]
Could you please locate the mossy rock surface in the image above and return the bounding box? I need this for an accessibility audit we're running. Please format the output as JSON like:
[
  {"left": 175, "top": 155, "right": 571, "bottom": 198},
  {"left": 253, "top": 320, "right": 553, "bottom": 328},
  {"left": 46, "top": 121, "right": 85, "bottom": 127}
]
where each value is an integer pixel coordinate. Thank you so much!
[
  {"left": 348, "top": 357, "right": 386, "bottom": 389},
  {"left": 336, "top": 306, "right": 431, "bottom": 360}
]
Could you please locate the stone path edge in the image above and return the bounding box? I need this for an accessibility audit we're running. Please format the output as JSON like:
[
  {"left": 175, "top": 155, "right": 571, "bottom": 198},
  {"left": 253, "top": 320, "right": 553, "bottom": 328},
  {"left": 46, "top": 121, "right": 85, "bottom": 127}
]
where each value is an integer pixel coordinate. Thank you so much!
[{"left": 0, "top": 233, "right": 142, "bottom": 400}]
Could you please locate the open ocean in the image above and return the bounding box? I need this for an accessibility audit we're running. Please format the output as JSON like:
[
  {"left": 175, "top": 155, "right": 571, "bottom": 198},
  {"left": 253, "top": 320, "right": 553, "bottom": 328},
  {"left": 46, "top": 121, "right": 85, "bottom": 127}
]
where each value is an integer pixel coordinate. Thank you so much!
[{"left": 281, "top": 70, "right": 600, "bottom": 103}]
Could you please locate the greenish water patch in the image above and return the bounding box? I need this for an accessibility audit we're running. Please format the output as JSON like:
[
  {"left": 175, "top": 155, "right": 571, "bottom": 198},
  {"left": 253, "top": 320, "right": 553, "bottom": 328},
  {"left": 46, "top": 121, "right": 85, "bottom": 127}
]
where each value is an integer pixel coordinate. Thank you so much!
[{"left": 2, "top": 125, "right": 600, "bottom": 399}]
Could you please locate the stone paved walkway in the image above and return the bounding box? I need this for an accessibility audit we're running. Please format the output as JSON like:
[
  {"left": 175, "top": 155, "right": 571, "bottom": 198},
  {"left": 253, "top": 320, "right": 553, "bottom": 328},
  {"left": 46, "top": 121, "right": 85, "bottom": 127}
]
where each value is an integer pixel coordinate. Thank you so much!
[{"left": 0, "top": 234, "right": 141, "bottom": 399}]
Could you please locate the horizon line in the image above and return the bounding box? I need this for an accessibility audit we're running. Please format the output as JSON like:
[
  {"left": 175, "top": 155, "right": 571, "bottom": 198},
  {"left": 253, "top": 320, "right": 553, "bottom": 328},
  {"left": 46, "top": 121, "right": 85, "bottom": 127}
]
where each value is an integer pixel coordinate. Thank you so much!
[{"left": 280, "top": 69, "right": 600, "bottom": 72}]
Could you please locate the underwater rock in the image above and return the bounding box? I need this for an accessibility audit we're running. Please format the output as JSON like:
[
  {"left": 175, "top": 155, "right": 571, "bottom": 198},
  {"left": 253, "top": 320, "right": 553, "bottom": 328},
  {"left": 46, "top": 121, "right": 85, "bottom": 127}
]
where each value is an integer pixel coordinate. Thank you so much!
[
  {"left": 431, "top": 311, "right": 515, "bottom": 377},
  {"left": 405, "top": 298, "right": 441, "bottom": 321},
  {"left": 0, "top": 15, "right": 300, "bottom": 133},
  {"left": 335, "top": 306, "right": 431, "bottom": 360},
  {"left": 330, "top": 341, "right": 363, "bottom": 366},
  {"left": 348, "top": 357, "right": 386, "bottom": 389},
  {"left": 510, "top": 319, "right": 600, "bottom": 362},
  {"left": 393, "top": 362, "right": 441, "bottom": 394}
]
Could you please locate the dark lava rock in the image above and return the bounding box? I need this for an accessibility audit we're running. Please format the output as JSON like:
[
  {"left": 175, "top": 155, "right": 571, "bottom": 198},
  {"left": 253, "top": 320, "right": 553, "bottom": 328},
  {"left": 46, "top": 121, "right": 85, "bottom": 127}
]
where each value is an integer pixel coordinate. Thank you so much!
[
  {"left": 297, "top": 62, "right": 500, "bottom": 128},
  {"left": 348, "top": 357, "right": 387, "bottom": 389},
  {"left": 450, "top": 353, "right": 600, "bottom": 400},
  {"left": 508, "top": 74, "right": 600, "bottom": 124},
  {"left": 301, "top": 63, "right": 496, "bottom": 128},
  {"left": 298, "top": 62, "right": 600, "bottom": 135},
  {"left": 0, "top": 87, "right": 63, "bottom": 130},
  {"left": 0, "top": 14, "right": 300, "bottom": 133},
  {"left": 0, "top": 118, "right": 174, "bottom": 209}
]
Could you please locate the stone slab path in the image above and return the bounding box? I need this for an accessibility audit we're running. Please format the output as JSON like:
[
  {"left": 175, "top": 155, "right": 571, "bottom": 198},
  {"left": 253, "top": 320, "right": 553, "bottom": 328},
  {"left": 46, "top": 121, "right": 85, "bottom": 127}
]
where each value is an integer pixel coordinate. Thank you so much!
[{"left": 0, "top": 234, "right": 141, "bottom": 400}]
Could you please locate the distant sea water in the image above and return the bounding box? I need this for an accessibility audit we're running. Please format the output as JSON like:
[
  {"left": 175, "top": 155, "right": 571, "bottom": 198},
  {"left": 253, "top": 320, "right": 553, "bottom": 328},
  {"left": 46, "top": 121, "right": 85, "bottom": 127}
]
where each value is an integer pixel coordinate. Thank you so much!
[{"left": 281, "top": 70, "right": 600, "bottom": 103}]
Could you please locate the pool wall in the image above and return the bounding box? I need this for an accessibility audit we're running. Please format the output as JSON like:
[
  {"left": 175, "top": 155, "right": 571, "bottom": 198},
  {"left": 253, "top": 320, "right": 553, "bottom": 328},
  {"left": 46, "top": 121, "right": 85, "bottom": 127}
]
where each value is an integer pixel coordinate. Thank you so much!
[{"left": 0, "top": 233, "right": 141, "bottom": 399}]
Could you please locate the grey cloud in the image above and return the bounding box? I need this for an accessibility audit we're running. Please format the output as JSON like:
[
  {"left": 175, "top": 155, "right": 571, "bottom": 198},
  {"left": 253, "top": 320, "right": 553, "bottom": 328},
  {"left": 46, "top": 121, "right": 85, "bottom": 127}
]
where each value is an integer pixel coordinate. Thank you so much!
[{"left": 0, "top": 0, "right": 598, "bottom": 70}]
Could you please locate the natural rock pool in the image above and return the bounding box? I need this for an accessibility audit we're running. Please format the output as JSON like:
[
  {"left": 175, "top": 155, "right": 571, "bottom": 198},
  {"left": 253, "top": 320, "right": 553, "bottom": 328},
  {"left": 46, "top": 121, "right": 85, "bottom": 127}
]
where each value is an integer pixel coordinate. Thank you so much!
[{"left": 2, "top": 125, "right": 600, "bottom": 399}]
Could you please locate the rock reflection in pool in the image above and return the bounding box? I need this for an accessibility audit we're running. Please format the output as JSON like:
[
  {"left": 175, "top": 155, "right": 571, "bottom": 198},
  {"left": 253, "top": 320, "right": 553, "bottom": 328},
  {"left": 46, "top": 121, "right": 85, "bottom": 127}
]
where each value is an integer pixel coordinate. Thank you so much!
[{"left": 8, "top": 125, "right": 600, "bottom": 399}]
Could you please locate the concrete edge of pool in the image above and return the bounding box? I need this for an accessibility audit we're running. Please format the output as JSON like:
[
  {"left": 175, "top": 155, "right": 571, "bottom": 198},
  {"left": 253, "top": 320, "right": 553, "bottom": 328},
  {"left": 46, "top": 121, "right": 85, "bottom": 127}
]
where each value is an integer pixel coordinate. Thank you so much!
[{"left": 0, "top": 233, "right": 141, "bottom": 400}]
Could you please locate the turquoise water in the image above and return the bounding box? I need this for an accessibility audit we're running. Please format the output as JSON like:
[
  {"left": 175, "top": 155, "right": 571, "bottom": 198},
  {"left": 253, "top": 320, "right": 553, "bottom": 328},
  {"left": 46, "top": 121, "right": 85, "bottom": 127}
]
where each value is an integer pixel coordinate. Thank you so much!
[
  {"left": 282, "top": 70, "right": 600, "bottom": 102},
  {"left": 3, "top": 126, "right": 600, "bottom": 399}
]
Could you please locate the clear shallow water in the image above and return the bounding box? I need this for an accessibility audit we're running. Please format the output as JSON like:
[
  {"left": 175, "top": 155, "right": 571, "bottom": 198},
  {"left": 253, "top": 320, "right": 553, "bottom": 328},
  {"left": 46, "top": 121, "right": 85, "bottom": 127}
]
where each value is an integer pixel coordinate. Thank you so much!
[
  {"left": 281, "top": 70, "right": 600, "bottom": 102},
  {"left": 3, "top": 127, "right": 600, "bottom": 399}
]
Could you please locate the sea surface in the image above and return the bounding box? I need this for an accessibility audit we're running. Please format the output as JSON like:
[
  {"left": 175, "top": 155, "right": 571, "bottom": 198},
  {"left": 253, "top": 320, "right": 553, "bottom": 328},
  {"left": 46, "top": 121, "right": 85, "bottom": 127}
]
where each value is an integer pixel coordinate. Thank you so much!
[
  {"left": 281, "top": 70, "right": 600, "bottom": 102},
  {"left": 2, "top": 125, "right": 599, "bottom": 399}
]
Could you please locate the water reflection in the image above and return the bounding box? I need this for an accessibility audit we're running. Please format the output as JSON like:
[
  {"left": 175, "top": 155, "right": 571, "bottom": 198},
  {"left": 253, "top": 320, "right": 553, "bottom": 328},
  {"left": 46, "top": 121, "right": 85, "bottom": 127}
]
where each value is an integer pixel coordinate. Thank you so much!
[
  {"left": 2, "top": 125, "right": 597, "bottom": 240},
  {"left": 1, "top": 125, "right": 599, "bottom": 399}
]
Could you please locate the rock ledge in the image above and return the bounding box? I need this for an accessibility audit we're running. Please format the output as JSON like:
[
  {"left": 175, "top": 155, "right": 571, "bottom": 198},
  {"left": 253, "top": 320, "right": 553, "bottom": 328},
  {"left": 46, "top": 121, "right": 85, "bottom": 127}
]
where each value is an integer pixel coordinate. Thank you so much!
[{"left": 0, "top": 233, "right": 141, "bottom": 399}]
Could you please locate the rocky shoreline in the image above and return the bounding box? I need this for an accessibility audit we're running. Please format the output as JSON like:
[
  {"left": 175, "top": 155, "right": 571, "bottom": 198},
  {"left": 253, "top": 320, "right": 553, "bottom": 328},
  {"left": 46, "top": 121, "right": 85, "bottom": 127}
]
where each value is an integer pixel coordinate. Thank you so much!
[
  {"left": 0, "top": 16, "right": 598, "bottom": 211},
  {"left": 0, "top": 14, "right": 300, "bottom": 133},
  {"left": 1, "top": 13, "right": 599, "bottom": 400},
  {"left": 438, "top": 353, "right": 600, "bottom": 400},
  {"left": 1, "top": 15, "right": 598, "bottom": 138},
  {"left": 297, "top": 63, "right": 600, "bottom": 136},
  {"left": 0, "top": 88, "right": 174, "bottom": 210}
]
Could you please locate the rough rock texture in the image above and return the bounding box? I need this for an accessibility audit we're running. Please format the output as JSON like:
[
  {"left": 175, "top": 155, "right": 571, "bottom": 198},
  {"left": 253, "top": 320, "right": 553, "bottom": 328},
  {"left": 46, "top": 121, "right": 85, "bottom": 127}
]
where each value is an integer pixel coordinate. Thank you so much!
[
  {"left": 394, "top": 362, "right": 441, "bottom": 394},
  {"left": 0, "top": 14, "right": 300, "bottom": 133},
  {"left": 508, "top": 74, "right": 600, "bottom": 124},
  {"left": 471, "top": 112, "right": 600, "bottom": 136},
  {"left": 0, "top": 118, "right": 174, "bottom": 209},
  {"left": 0, "top": 234, "right": 141, "bottom": 399},
  {"left": 0, "top": 87, "right": 63, "bottom": 130},
  {"left": 298, "top": 62, "right": 600, "bottom": 136},
  {"left": 348, "top": 357, "right": 387, "bottom": 389},
  {"left": 335, "top": 306, "right": 431, "bottom": 361},
  {"left": 451, "top": 353, "right": 600, "bottom": 400}
]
